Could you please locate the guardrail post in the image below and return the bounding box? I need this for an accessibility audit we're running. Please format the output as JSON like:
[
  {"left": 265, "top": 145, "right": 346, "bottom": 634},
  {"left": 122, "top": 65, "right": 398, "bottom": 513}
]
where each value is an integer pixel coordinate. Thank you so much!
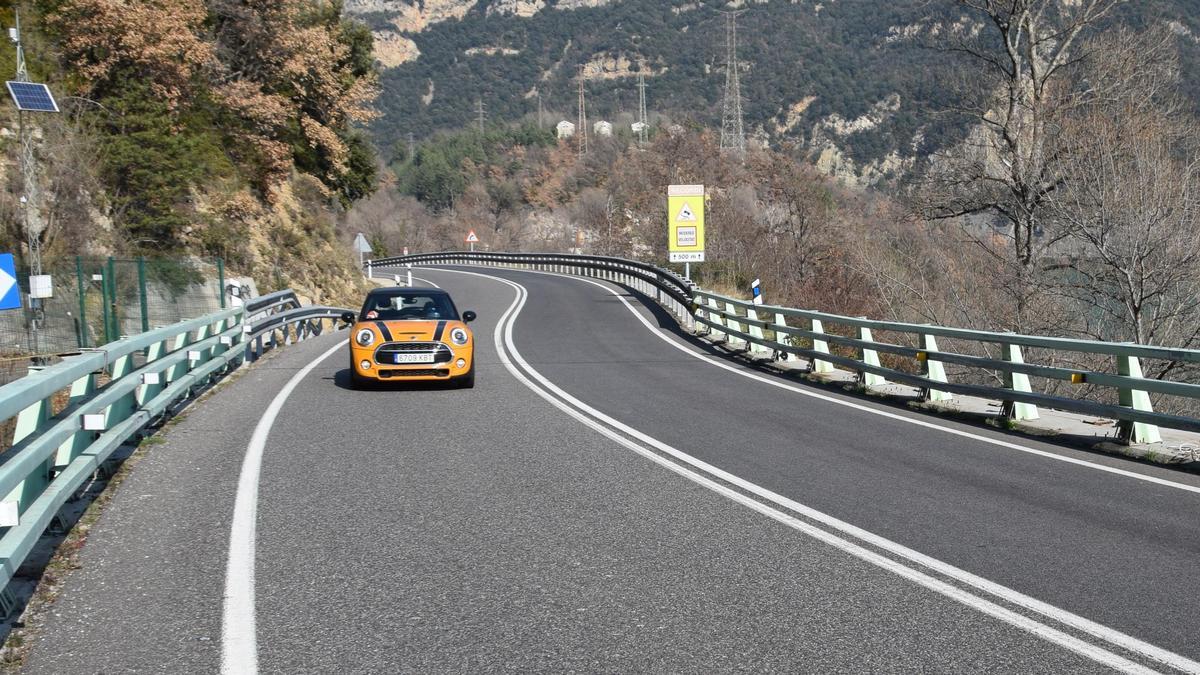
[
  {"left": 56, "top": 372, "right": 98, "bottom": 470},
  {"left": 1001, "top": 342, "right": 1040, "bottom": 421},
  {"left": 192, "top": 324, "right": 213, "bottom": 380},
  {"left": 212, "top": 319, "right": 231, "bottom": 358},
  {"left": 724, "top": 302, "right": 746, "bottom": 349},
  {"left": 919, "top": 332, "right": 952, "bottom": 402},
  {"left": 4, "top": 384, "right": 53, "bottom": 522},
  {"left": 105, "top": 354, "right": 138, "bottom": 427},
  {"left": 810, "top": 319, "right": 834, "bottom": 373},
  {"left": 745, "top": 308, "right": 770, "bottom": 356},
  {"left": 136, "top": 339, "right": 168, "bottom": 410},
  {"left": 858, "top": 326, "right": 886, "bottom": 386},
  {"left": 703, "top": 298, "right": 725, "bottom": 340},
  {"left": 773, "top": 313, "right": 791, "bottom": 356},
  {"left": 1116, "top": 353, "right": 1162, "bottom": 444},
  {"left": 166, "top": 331, "right": 191, "bottom": 383}
]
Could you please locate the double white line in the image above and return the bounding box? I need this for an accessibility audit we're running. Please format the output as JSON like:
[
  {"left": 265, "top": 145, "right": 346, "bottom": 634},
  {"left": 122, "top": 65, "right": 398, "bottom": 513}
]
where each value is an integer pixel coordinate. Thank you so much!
[
  {"left": 221, "top": 266, "right": 1200, "bottom": 674},
  {"left": 466, "top": 267, "right": 1199, "bottom": 675}
]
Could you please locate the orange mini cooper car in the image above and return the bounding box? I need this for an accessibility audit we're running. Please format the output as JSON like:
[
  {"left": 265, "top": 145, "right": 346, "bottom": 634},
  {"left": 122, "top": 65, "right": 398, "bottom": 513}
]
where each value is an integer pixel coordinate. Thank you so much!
[{"left": 342, "top": 287, "right": 477, "bottom": 388}]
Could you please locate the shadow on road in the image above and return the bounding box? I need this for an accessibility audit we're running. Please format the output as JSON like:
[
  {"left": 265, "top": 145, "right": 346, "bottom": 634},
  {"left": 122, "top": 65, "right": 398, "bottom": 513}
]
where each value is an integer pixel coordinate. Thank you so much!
[{"left": 328, "top": 368, "right": 469, "bottom": 392}]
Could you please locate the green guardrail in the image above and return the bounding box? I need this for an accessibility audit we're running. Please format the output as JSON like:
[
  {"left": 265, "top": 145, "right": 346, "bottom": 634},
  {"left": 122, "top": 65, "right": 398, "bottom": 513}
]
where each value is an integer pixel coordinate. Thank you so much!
[
  {"left": 0, "top": 291, "right": 351, "bottom": 615},
  {"left": 376, "top": 251, "right": 1200, "bottom": 446}
]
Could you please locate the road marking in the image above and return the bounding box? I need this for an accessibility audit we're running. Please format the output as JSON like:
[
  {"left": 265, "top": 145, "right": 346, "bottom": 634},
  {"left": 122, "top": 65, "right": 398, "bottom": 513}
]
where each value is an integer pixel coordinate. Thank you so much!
[
  {"left": 369, "top": 270, "right": 440, "bottom": 288},
  {"left": 432, "top": 266, "right": 1200, "bottom": 674},
  {"left": 221, "top": 339, "right": 346, "bottom": 675},
  {"left": 434, "top": 264, "right": 1200, "bottom": 497}
]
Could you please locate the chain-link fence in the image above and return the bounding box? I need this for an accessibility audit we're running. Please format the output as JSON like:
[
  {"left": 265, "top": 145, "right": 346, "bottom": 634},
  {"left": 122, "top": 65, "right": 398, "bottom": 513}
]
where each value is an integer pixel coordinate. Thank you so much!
[{"left": 0, "top": 257, "right": 226, "bottom": 384}]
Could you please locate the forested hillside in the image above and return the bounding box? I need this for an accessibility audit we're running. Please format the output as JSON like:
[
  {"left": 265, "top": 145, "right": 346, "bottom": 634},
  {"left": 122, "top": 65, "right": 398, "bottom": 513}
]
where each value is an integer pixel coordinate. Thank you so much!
[
  {"left": 0, "top": 0, "right": 379, "bottom": 303},
  {"left": 356, "top": 0, "right": 1200, "bottom": 182}
]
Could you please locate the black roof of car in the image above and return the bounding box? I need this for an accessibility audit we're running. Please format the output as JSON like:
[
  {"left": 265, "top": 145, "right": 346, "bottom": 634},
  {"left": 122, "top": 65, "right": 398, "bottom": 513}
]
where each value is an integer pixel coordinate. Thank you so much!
[{"left": 365, "top": 286, "right": 447, "bottom": 297}]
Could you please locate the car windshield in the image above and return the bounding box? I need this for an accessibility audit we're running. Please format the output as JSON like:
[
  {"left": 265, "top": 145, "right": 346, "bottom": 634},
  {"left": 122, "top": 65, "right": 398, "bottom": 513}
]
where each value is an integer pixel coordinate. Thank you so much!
[{"left": 360, "top": 293, "right": 459, "bottom": 321}]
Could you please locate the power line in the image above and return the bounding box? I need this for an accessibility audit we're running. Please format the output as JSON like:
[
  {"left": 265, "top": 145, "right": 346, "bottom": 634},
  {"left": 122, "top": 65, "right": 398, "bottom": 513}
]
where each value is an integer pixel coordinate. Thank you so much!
[{"left": 719, "top": 10, "right": 747, "bottom": 156}]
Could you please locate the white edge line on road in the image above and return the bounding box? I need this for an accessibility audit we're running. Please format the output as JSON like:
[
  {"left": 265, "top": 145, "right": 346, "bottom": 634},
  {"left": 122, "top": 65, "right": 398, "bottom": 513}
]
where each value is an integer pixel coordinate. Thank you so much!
[
  {"left": 221, "top": 339, "right": 347, "bottom": 675},
  {"left": 430, "top": 266, "right": 1200, "bottom": 675}
]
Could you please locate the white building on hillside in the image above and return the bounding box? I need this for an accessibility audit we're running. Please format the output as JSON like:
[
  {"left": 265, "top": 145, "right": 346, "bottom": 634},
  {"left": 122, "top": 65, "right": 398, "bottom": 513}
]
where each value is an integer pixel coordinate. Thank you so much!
[{"left": 556, "top": 120, "right": 575, "bottom": 139}]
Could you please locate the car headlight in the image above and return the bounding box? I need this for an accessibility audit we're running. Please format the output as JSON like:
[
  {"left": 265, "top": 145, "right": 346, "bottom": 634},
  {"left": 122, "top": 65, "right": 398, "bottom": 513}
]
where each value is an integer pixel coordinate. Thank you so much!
[
  {"left": 450, "top": 328, "right": 469, "bottom": 346},
  {"left": 355, "top": 328, "right": 375, "bottom": 347}
]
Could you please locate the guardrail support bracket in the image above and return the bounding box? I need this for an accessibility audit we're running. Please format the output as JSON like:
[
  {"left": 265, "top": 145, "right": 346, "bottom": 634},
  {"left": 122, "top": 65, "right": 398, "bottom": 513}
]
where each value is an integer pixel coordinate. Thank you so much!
[
  {"left": 811, "top": 319, "right": 834, "bottom": 373},
  {"left": 921, "top": 333, "right": 952, "bottom": 402},
  {"left": 1116, "top": 354, "right": 1162, "bottom": 444},
  {"left": 1002, "top": 343, "right": 1040, "bottom": 421},
  {"left": 858, "top": 326, "right": 886, "bottom": 387}
]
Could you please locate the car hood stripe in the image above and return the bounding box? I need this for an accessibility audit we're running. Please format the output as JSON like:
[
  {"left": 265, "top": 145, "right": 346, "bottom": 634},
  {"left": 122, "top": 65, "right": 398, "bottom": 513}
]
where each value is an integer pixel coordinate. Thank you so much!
[{"left": 375, "top": 321, "right": 394, "bottom": 342}]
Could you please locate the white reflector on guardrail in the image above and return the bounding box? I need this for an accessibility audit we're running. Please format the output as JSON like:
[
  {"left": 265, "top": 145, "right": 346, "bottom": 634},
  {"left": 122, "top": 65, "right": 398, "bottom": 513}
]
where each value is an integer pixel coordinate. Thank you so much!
[
  {"left": 0, "top": 502, "right": 17, "bottom": 528},
  {"left": 82, "top": 413, "right": 105, "bottom": 431}
]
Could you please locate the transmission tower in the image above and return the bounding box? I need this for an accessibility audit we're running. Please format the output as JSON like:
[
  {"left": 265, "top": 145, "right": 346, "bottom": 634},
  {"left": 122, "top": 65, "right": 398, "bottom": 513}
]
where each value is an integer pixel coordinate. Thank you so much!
[
  {"left": 475, "top": 98, "right": 486, "bottom": 133},
  {"left": 537, "top": 89, "right": 545, "bottom": 129},
  {"left": 407, "top": 133, "right": 415, "bottom": 160},
  {"left": 719, "top": 10, "right": 747, "bottom": 155},
  {"left": 576, "top": 69, "right": 588, "bottom": 156},
  {"left": 636, "top": 72, "right": 649, "bottom": 146}
]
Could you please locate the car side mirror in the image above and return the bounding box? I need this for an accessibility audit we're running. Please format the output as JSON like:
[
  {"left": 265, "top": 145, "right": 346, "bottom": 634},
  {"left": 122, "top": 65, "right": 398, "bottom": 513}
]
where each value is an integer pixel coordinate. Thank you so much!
[
  {"left": 462, "top": 310, "right": 477, "bottom": 323},
  {"left": 340, "top": 311, "right": 355, "bottom": 325}
]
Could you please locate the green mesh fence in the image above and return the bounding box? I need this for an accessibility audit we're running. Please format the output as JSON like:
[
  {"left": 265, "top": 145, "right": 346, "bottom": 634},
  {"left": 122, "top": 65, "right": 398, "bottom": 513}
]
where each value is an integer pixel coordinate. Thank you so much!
[{"left": 0, "top": 257, "right": 225, "bottom": 384}]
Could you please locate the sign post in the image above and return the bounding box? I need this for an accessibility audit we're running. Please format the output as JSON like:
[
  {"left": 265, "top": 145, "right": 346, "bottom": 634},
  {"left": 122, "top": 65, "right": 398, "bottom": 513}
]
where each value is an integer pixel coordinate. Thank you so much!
[
  {"left": 668, "top": 185, "right": 705, "bottom": 279},
  {"left": 465, "top": 229, "right": 480, "bottom": 252}
]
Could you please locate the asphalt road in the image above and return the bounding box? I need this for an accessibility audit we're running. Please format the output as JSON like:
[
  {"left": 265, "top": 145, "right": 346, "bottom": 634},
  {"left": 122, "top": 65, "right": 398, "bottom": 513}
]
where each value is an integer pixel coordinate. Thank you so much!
[{"left": 20, "top": 265, "right": 1200, "bottom": 673}]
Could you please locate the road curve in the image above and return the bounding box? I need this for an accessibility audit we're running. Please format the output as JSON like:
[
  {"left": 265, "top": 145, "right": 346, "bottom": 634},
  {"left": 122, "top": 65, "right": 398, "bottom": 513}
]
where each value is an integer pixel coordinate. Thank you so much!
[{"left": 19, "top": 266, "right": 1200, "bottom": 673}]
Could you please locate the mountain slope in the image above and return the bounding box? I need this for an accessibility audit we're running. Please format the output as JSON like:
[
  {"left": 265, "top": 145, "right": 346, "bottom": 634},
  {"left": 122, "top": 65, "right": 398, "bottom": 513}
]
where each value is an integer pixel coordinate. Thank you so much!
[{"left": 352, "top": 0, "right": 1200, "bottom": 183}]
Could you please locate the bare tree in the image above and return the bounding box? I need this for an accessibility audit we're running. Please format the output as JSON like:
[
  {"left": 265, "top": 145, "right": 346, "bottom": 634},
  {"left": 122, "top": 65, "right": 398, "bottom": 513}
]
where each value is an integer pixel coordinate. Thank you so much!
[
  {"left": 1046, "top": 28, "right": 1200, "bottom": 358},
  {"left": 920, "top": 0, "right": 1124, "bottom": 329}
]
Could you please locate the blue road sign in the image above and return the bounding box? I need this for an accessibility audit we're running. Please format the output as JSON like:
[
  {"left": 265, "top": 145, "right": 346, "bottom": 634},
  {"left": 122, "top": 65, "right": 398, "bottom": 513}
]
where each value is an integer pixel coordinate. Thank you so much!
[{"left": 0, "top": 254, "right": 22, "bottom": 310}]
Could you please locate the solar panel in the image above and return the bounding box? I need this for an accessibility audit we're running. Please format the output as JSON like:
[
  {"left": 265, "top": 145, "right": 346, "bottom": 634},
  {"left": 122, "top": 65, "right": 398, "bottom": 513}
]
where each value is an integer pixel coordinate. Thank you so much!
[{"left": 5, "top": 81, "right": 59, "bottom": 113}]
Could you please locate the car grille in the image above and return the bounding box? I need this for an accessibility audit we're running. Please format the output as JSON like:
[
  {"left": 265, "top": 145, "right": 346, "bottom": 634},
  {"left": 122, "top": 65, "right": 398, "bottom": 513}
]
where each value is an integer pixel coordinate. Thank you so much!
[
  {"left": 374, "top": 341, "right": 453, "bottom": 365},
  {"left": 378, "top": 369, "right": 449, "bottom": 378}
]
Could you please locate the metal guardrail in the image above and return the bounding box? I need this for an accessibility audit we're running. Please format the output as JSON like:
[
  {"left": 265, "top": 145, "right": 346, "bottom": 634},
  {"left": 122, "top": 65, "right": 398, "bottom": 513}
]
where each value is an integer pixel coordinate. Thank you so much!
[
  {"left": 375, "top": 251, "right": 1199, "bottom": 444},
  {"left": 691, "top": 291, "right": 1199, "bottom": 443},
  {"left": 371, "top": 251, "right": 696, "bottom": 325},
  {"left": 0, "top": 291, "right": 351, "bottom": 614}
]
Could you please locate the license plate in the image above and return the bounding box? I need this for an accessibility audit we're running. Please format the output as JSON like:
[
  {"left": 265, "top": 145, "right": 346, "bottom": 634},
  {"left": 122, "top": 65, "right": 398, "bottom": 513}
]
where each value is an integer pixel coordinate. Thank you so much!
[{"left": 393, "top": 353, "right": 434, "bottom": 364}]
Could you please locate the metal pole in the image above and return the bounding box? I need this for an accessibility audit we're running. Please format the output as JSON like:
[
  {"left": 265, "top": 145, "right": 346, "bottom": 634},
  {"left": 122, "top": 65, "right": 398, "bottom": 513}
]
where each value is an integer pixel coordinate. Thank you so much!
[
  {"left": 685, "top": 262, "right": 690, "bottom": 281},
  {"left": 100, "top": 263, "right": 111, "bottom": 345},
  {"left": 75, "top": 256, "right": 87, "bottom": 348},
  {"left": 137, "top": 257, "right": 149, "bottom": 333},
  {"left": 106, "top": 256, "right": 117, "bottom": 341},
  {"left": 216, "top": 258, "right": 226, "bottom": 309}
]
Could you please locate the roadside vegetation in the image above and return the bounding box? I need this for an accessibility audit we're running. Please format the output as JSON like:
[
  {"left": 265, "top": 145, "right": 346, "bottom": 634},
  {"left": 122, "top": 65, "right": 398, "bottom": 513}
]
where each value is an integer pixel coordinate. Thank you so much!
[{"left": 0, "top": 0, "right": 379, "bottom": 305}]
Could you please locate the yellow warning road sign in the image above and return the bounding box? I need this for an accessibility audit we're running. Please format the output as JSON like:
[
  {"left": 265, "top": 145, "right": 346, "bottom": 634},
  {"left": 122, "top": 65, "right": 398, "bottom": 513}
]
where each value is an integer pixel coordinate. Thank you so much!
[{"left": 668, "top": 184, "right": 705, "bottom": 263}]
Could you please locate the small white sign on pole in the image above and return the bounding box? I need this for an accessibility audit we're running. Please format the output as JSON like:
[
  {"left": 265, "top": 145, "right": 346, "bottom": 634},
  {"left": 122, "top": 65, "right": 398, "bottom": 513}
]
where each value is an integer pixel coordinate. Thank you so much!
[
  {"left": 354, "top": 233, "right": 372, "bottom": 276},
  {"left": 353, "top": 233, "right": 372, "bottom": 253}
]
